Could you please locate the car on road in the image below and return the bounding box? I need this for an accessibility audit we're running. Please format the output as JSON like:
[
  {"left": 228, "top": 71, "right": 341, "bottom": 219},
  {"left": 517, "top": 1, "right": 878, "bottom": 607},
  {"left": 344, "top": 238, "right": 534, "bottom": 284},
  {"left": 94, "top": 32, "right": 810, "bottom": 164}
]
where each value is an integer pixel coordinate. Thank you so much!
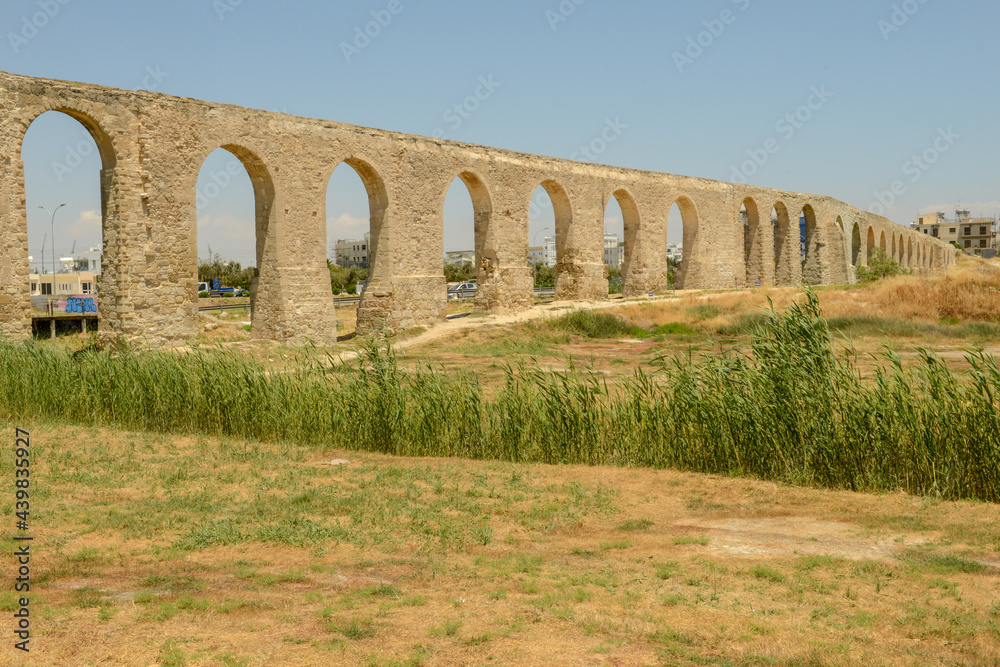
[{"left": 447, "top": 281, "right": 478, "bottom": 300}]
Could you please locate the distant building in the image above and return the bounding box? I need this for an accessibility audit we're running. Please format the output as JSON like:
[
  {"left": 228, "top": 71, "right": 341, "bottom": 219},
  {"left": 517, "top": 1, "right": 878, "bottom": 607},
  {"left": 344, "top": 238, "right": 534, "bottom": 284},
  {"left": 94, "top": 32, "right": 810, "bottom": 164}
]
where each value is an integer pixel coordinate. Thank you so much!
[
  {"left": 667, "top": 243, "right": 683, "bottom": 263},
  {"left": 543, "top": 237, "right": 557, "bottom": 267},
  {"left": 69, "top": 247, "right": 102, "bottom": 274},
  {"left": 334, "top": 233, "right": 370, "bottom": 269},
  {"left": 604, "top": 233, "right": 622, "bottom": 268},
  {"left": 528, "top": 246, "right": 547, "bottom": 266},
  {"left": 30, "top": 271, "right": 96, "bottom": 297},
  {"left": 445, "top": 250, "right": 475, "bottom": 267},
  {"left": 912, "top": 209, "right": 997, "bottom": 256}
]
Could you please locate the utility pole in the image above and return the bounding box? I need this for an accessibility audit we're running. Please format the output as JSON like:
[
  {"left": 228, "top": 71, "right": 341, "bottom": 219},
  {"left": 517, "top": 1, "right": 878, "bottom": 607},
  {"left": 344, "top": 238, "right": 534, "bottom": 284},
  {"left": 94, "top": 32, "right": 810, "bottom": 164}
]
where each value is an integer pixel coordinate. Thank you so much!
[{"left": 39, "top": 204, "right": 66, "bottom": 299}]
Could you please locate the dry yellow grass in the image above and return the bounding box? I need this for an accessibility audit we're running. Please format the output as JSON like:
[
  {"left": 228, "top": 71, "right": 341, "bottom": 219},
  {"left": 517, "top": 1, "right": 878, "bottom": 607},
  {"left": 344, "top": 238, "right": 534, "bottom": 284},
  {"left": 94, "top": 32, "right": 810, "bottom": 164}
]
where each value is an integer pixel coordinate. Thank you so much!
[
  {"left": 612, "top": 255, "right": 1000, "bottom": 331},
  {"left": 2, "top": 423, "right": 998, "bottom": 666}
]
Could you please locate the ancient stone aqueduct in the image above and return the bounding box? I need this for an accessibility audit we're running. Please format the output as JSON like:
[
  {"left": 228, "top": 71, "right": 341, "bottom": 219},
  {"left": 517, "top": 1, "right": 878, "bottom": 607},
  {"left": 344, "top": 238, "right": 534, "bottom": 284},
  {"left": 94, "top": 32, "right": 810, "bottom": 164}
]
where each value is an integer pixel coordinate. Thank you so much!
[{"left": 0, "top": 72, "right": 954, "bottom": 347}]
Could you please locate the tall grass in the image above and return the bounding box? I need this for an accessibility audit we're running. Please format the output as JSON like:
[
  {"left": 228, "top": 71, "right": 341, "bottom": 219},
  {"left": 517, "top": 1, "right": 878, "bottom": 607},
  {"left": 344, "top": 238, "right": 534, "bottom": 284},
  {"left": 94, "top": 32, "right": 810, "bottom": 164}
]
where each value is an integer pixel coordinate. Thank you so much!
[{"left": 1, "top": 291, "right": 997, "bottom": 502}]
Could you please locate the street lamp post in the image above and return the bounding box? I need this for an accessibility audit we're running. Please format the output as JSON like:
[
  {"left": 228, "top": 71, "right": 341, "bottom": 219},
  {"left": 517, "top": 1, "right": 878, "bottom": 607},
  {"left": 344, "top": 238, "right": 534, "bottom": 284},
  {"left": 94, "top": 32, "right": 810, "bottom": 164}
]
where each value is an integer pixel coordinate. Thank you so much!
[
  {"left": 532, "top": 226, "right": 550, "bottom": 290},
  {"left": 39, "top": 204, "right": 66, "bottom": 300}
]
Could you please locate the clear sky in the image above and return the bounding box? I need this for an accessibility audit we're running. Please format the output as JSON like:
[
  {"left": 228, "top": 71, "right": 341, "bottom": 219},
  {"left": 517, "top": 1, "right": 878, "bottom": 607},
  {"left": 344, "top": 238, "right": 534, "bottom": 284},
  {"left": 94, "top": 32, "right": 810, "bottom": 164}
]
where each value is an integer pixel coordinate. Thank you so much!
[{"left": 8, "top": 0, "right": 999, "bottom": 267}]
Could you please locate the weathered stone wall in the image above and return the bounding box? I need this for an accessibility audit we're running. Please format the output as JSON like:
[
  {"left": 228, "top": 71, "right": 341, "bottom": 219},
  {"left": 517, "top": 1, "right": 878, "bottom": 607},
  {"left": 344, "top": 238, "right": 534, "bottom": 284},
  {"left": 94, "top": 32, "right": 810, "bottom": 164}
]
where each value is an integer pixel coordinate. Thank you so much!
[{"left": 0, "top": 71, "right": 955, "bottom": 346}]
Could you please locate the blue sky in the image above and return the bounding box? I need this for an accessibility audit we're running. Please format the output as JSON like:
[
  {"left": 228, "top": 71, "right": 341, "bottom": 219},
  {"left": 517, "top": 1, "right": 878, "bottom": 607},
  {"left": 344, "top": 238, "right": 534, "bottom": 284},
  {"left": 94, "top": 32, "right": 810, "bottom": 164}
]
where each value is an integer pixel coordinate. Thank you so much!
[{"left": 8, "top": 0, "right": 999, "bottom": 267}]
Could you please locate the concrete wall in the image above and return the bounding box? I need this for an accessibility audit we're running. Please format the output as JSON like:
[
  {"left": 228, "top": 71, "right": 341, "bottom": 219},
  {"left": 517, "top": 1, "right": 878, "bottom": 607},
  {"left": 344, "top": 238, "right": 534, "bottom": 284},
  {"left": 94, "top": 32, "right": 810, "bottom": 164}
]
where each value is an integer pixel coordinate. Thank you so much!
[{"left": 0, "top": 71, "right": 955, "bottom": 346}]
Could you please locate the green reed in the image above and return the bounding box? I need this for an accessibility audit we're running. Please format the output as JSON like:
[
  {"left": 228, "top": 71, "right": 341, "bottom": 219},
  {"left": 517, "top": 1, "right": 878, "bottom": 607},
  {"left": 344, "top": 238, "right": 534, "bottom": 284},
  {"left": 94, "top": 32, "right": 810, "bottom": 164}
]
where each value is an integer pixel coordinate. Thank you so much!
[{"left": 0, "top": 291, "right": 997, "bottom": 502}]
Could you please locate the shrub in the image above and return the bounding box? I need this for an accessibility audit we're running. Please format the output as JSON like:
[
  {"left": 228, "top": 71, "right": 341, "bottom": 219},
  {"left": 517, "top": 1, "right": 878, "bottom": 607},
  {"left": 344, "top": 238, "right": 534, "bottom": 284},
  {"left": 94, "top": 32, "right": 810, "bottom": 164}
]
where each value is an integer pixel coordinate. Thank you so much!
[
  {"left": 553, "top": 310, "right": 644, "bottom": 338},
  {"left": 856, "top": 248, "right": 908, "bottom": 284}
]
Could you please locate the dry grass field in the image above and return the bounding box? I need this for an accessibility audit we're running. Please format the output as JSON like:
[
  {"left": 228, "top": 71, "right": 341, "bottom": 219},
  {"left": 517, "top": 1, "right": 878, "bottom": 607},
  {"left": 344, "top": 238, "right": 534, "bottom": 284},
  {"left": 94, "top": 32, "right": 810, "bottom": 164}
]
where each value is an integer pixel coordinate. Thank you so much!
[
  {"left": 1, "top": 423, "right": 998, "bottom": 666},
  {"left": 4, "top": 256, "right": 1000, "bottom": 665}
]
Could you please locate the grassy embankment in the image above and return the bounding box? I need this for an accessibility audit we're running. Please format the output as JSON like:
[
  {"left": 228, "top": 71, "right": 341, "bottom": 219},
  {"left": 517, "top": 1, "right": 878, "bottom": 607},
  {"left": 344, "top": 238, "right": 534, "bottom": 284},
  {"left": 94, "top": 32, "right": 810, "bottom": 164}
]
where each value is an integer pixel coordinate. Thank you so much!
[{"left": 2, "top": 288, "right": 998, "bottom": 503}]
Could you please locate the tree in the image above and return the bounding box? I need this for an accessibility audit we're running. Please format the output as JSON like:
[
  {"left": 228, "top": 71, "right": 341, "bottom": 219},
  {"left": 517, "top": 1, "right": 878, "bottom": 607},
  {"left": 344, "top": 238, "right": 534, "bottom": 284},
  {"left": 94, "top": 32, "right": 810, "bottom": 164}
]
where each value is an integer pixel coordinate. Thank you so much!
[
  {"left": 856, "top": 248, "right": 909, "bottom": 284},
  {"left": 199, "top": 253, "right": 255, "bottom": 291},
  {"left": 444, "top": 262, "right": 475, "bottom": 283},
  {"left": 534, "top": 265, "right": 555, "bottom": 288},
  {"left": 666, "top": 258, "right": 680, "bottom": 288},
  {"left": 329, "top": 260, "right": 367, "bottom": 295}
]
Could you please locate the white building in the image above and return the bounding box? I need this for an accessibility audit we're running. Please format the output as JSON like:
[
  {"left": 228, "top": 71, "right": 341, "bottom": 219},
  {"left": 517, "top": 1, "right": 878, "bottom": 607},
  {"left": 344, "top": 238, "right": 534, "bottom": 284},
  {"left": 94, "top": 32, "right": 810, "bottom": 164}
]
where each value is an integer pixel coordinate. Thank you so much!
[
  {"left": 543, "top": 236, "right": 557, "bottom": 267},
  {"left": 445, "top": 250, "right": 475, "bottom": 267},
  {"left": 604, "top": 234, "right": 622, "bottom": 268},
  {"left": 528, "top": 246, "right": 547, "bottom": 266},
  {"left": 667, "top": 243, "right": 683, "bottom": 263},
  {"left": 334, "top": 233, "right": 370, "bottom": 269},
  {"left": 70, "top": 247, "right": 102, "bottom": 274}
]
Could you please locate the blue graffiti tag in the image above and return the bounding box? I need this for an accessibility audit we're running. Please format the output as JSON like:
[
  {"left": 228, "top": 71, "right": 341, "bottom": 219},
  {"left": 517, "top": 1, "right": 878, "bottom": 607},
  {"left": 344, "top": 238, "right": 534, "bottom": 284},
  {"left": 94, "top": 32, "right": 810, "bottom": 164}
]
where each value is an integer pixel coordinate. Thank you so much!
[{"left": 65, "top": 297, "right": 98, "bottom": 314}]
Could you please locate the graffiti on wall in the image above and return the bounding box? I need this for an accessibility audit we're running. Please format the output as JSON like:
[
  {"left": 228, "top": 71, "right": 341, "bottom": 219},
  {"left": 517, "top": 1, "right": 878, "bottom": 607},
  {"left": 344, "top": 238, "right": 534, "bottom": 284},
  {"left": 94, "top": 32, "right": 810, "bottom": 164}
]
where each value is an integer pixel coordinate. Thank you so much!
[{"left": 62, "top": 296, "right": 98, "bottom": 314}]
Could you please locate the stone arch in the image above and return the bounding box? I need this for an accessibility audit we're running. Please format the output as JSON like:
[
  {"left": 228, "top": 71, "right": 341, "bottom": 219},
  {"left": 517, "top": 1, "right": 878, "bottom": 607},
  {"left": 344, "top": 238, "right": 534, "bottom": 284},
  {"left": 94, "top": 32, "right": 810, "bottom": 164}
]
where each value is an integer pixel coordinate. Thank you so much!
[
  {"left": 851, "top": 222, "right": 862, "bottom": 266},
  {"left": 772, "top": 201, "right": 796, "bottom": 285},
  {"left": 19, "top": 107, "right": 119, "bottom": 331},
  {"left": 440, "top": 170, "right": 494, "bottom": 306},
  {"left": 742, "top": 197, "right": 766, "bottom": 287},
  {"left": 195, "top": 143, "right": 276, "bottom": 334},
  {"left": 326, "top": 157, "right": 389, "bottom": 283},
  {"left": 536, "top": 179, "right": 575, "bottom": 298},
  {"left": 609, "top": 188, "right": 640, "bottom": 293},
  {"left": 22, "top": 106, "right": 118, "bottom": 171},
  {"left": 866, "top": 226, "right": 876, "bottom": 263},
  {"left": 668, "top": 196, "right": 699, "bottom": 289},
  {"left": 879, "top": 230, "right": 887, "bottom": 254},
  {"left": 800, "top": 204, "right": 820, "bottom": 285}
]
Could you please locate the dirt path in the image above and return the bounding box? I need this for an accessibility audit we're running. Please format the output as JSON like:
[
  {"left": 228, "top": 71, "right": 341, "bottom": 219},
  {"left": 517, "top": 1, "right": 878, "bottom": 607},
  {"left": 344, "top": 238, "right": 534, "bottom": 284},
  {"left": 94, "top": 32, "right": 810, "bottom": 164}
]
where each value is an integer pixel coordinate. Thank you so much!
[{"left": 335, "top": 293, "right": 696, "bottom": 363}]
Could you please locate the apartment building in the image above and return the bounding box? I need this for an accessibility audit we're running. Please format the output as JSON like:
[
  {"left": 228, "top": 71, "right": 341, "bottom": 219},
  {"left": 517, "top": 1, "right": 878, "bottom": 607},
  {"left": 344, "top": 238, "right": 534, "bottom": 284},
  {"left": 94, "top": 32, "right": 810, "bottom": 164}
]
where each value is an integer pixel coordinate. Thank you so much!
[{"left": 912, "top": 209, "right": 997, "bottom": 256}]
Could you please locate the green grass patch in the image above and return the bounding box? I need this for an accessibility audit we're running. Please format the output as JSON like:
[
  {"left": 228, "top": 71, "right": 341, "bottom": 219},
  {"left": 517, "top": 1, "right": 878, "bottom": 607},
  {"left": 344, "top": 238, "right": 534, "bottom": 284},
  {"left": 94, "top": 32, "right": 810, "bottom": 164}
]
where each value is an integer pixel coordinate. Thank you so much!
[
  {"left": 615, "top": 518, "right": 654, "bottom": 532},
  {"left": 750, "top": 566, "right": 786, "bottom": 583},
  {"left": 904, "top": 550, "right": 987, "bottom": 575}
]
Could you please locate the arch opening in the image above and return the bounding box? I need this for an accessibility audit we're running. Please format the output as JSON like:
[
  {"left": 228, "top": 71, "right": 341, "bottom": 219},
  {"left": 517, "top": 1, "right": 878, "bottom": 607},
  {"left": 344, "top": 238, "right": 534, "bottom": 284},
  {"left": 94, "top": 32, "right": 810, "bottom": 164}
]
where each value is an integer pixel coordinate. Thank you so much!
[
  {"left": 866, "top": 227, "right": 876, "bottom": 263},
  {"left": 604, "top": 190, "right": 636, "bottom": 295},
  {"left": 772, "top": 202, "right": 795, "bottom": 286},
  {"left": 196, "top": 146, "right": 273, "bottom": 336},
  {"left": 742, "top": 198, "right": 764, "bottom": 288},
  {"left": 529, "top": 181, "right": 572, "bottom": 293},
  {"left": 668, "top": 197, "right": 699, "bottom": 289},
  {"left": 800, "top": 204, "right": 819, "bottom": 285},
  {"left": 851, "top": 223, "right": 862, "bottom": 266},
  {"left": 326, "top": 158, "right": 389, "bottom": 304},
  {"left": 22, "top": 110, "right": 113, "bottom": 337},
  {"left": 442, "top": 171, "right": 493, "bottom": 306}
]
